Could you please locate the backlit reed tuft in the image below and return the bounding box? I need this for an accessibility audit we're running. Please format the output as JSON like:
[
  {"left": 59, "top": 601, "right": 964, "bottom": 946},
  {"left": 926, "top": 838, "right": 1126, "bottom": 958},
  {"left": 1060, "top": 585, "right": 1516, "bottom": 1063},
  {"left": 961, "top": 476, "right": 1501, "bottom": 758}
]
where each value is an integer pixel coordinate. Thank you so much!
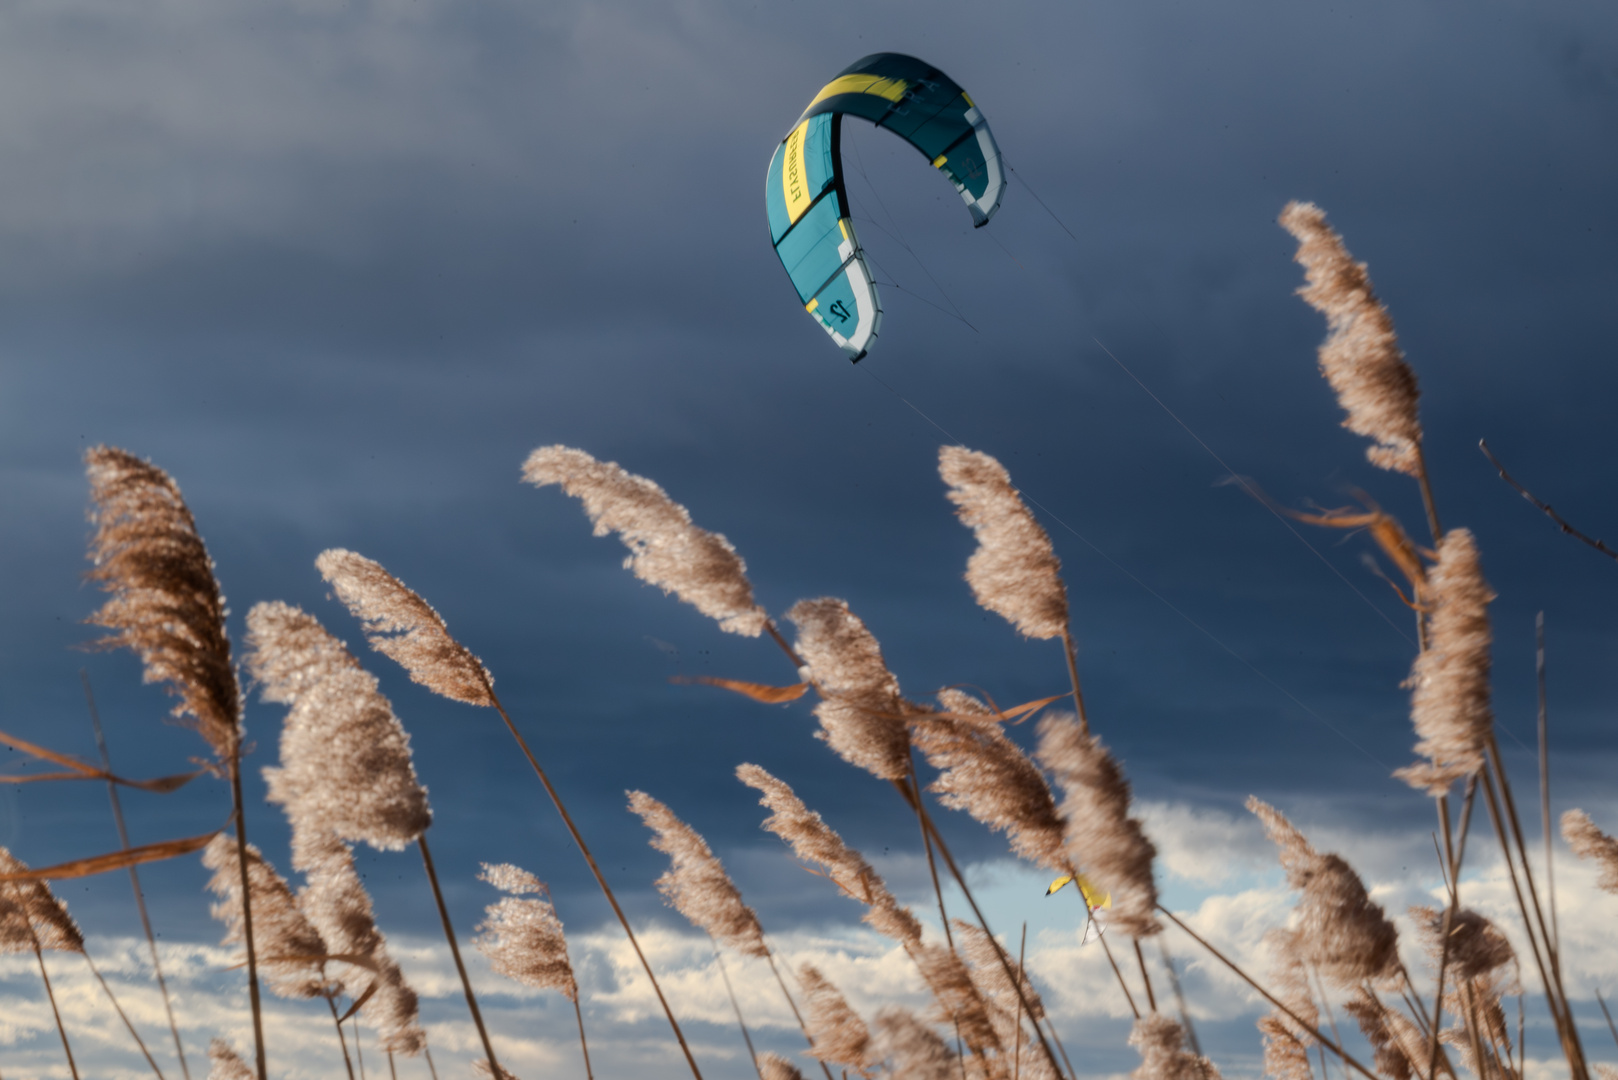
[
  {"left": 474, "top": 863, "right": 578, "bottom": 1002},
  {"left": 248, "top": 601, "right": 432, "bottom": 851},
  {"left": 1036, "top": 713, "right": 1160, "bottom": 936},
  {"left": 207, "top": 1040, "right": 254, "bottom": 1080},
  {"left": 1560, "top": 810, "right": 1618, "bottom": 894},
  {"left": 913, "top": 690, "right": 1065, "bottom": 870},
  {"left": 1247, "top": 797, "right": 1399, "bottom": 986},
  {"left": 473, "top": 1061, "right": 521, "bottom": 1079},
  {"left": 938, "top": 445, "right": 1069, "bottom": 640},
  {"left": 787, "top": 598, "right": 914, "bottom": 782},
  {"left": 737, "top": 763, "right": 922, "bottom": 947},
  {"left": 871, "top": 1006, "right": 959, "bottom": 1080},
  {"left": 798, "top": 963, "right": 872, "bottom": 1069},
  {"left": 203, "top": 835, "right": 329, "bottom": 1000},
  {"left": 1411, "top": 906, "right": 1515, "bottom": 986},
  {"left": 1279, "top": 202, "right": 1423, "bottom": 477},
  {"left": 955, "top": 921, "right": 1056, "bottom": 1080},
  {"left": 84, "top": 445, "right": 241, "bottom": 760},
  {"left": 1395, "top": 528, "right": 1495, "bottom": 796},
  {"left": 315, "top": 549, "right": 494, "bottom": 706},
  {"left": 1256, "top": 931, "right": 1319, "bottom": 1080},
  {"left": 758, "top": 1052, "right": 808, "bottom": 1080},
  {"left": 1344, "top": 989, "right": 1423, "bottom": 1080},
  {"left": 522, "top": 445, "right": 767, "bottom": 636},
  {"left": 1129, "top": 1013, "right": 1222, "bottom": 1080},
  {"left": 0, "top": 848, "right": 85, "bottom": 955},
  {"left": 627, "top": 791, "right": 768, "bottom": 958},
  {"left": 912, "top": 941, "right": 1002, "bottom": 1059}
]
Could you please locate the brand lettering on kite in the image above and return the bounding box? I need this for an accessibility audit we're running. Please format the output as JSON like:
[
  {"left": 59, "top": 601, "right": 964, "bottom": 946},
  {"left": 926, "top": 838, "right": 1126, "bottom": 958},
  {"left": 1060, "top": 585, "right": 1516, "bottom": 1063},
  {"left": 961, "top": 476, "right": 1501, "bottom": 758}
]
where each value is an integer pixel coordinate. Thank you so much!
[
  {"left": 827, "top": 300, "right": 851, "bottom": 323},
  {"left": 785, "top": 131, "right": 803, "bottom": 202}
]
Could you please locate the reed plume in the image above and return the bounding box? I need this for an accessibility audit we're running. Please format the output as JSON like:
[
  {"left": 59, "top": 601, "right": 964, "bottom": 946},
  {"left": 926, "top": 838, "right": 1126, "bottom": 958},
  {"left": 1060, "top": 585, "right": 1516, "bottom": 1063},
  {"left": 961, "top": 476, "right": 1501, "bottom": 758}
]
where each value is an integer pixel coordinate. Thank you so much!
[
  {"left": 787, "top": 598, "right": 915, "bottom": 782},
  {"left": 1411, "top": 906, "right": 1515, "bottom": 986},
  {"left": 1343, "top": 990, "right": 1423, "bottom": 1080},
  {"left": 1395, "top": 529, "right": 1495, "bottom": 796},
  {"left": 1247, "top": 797, "right": 1399, "bottom": 986},
  {"left": 759, "top": 1052, "right": 807, "bottom": 1080},
  {"left": 737, "top": 763, "right": 922, "bottom": 947},
  {"left": 1036, "top": 713, "right": 1159, "bottom": 937},
  {"left": 473, "top": 1061, "right": 521, "bottom": 1079},
  {"left": 913, "top": 691, "right": 1065, "bottom": 870},
  {"left": 798, "top": 963, "right": 872, "bottom": 1069},
  {"left": 315, "top": 549, "right": 495, "bottom": 706},
  {"left": 1278, "top": 202, "right": 1423, "bottom": 477},
  {"left": 474, "top": 863, "right": 579, "bottom": 1002},
  {"left": 248, "top": 601, "right": 432, "bottom": 851},
  {"left": 912, "top": 942, "right": 1002, "bottom": 1060},
  {"left": 1560, "top": 810, "right": 1618, "bottom": 894},
  {"left": 938, "top": 446, "right": 1068, "bottom": 640},
  {"left": 2, "top": 848, "right": 85, "bottom": 1078},
  {"left": 955, "top": 921, "right": 1056, "bottom": 1080},
  {"left": 207, "top": 1041, "right": 254, "bottom": 1080},
  {"left": 522, "top": 445, "right": 767, "bottom": 636},
  {"left": 1129, "top": 1013, "right": 1221, "bottom": 1080},
  {"left": 203, "top": 834, "right": 330, "bottom": 1000},
  {"left": 627, "top": 791, "right": 768, "bottom": 958},
  {"left": 1256, "top": 931, "right": 1319, "bottom": 1080},
  {"left": 871, "top": 1007, "right": 959, "bottom": 1080}
]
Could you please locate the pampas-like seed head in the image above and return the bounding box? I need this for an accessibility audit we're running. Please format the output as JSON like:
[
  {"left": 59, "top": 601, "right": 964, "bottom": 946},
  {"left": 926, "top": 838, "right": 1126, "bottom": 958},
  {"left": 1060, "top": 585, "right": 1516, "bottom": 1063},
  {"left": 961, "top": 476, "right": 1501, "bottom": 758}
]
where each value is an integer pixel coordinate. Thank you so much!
[
  {"left": 1257, "top": 930, "right": 1318, "bottom": 1080},
  {"left": 1036, "top": 714, "right": 1160, "bottom": 937},
  {"left": 1247, "top": 797, "right": 1399, "bottom": 987},
  {"left": 1279, "top": 202, "right": 1423, "bottom": 475},
  {"left": 1344, "top": 989, "right": 1423, "bottom": 1080},
  {"left": 522, "top": 445, "right": 767, "bottom": 636},
  {"left": 202, "top": 834, "right": 329, "bottom": 1000},
  {"left": 1410, "top": 906, "right": 1516, "bottom": 985},
  {"left": 207, "top": 1039, "right": 254, "bottom": 1080},
  {"left": 1130, "top": 1013, "right": 1222, "bottom": 1080},
  {"left": 0, "top": 849, "right": 85, "bottom": 954},
  {"left": 871, "top": 1006, "right": 959, "bottom": 1080},
  {"left": 250, "top": 601, "right": 431, "bottom": 851},
  {"left": 758, "top": 1052, "right": 808, "bottom": 1080},
  {"left": 787, "top": 598, "right": 914, "bottom": 782},
  {"left": 1561, "top": 809, "right": 1618, "bottom": 894},
  {"left": 912, "top": 942, "right": 1001, "bottom": 1058},
  {"left": 737, "top": 763, "right": 923, "bottom": 947},
  {"left": 938, "top": 446, "right": 1069, "bottom": 640},
  {"left": 627, "top": 791, "right": 767, "bottom": 958},
  {"left": 914, "top": 692, "right": 1066, "bottom": 871},
  {"left": 84, "top": 446, "right": 242, "bottom": 760},
  {"left": 798, "top": 963, "right": 872, "bottom": 1068},
  {"left": 315, "top": 549, "right": 494, "bottom": 707},
  {"left": 474, "top": 863, "right": 578, "bottom": 1002},
  {"left": 1394, "top": 529, "right": 1494, "bottom": 796},
  {"left": 953, "top": 920, "right": 1057, "bottom": 1080},
  {"left": 472, "top": 1061, "right": 521, "bottom": 1079}
]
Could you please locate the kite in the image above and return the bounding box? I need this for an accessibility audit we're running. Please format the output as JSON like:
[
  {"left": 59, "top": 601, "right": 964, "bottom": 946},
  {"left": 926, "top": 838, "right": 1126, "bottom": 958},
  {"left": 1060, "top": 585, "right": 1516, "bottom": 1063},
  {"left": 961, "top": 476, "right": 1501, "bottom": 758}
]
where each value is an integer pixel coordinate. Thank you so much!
[
  {"left": 765, "top": 53, "right": 1005, "bottom": 361},
  {"left": 1047, "top": 873, "right": 1112, "bottom": 944}
]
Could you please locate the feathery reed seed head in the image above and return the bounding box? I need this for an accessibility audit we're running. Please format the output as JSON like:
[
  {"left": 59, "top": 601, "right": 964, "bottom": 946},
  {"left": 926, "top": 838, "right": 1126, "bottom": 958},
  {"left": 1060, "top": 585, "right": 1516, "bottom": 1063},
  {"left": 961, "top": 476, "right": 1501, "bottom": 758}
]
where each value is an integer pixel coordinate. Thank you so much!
[
  {"left": 799, "top": 963, "right": 872, "bottom": 1068},
  {"left": 627, "top": 791, "right": 768, "bottom": 958},
  {"left": 1036, "top": 713, "right": 1160, "bottom": 936},
  {"left": 1344, "top": 989, "right": 1420, "bottom": 1080},
  {"left": 912, "top": 942, "right": 1001, "bottom": 1057},
  {"left": 202, "top": 834, "right": 329, "bottom": 1000},
  {"left": 522, "top": 445, "right": 767, "bottom": 636},
  {"left": 1411, "top": 906, "right": 1516, "bottom": 985},
  {"left": 953, "top": 920, "right": 1045, "bottom": 1023},
  {"left": 1561, "top": 809, "right": 1618, "bottom": 894},
  {"left": 475, "top": 862, "right": 578, "bottom": 1002},
  {"left": 758, "top": 1052, "right": 808, "bottom": 1080},
  {"left": 472, "top": 1061, "right": 521, "bottom": 1079},
  {"left": 0, "top": 849, "right": 84, "bottom": 954},
  {"left": 1257, "top": 930, "right": 1319, "bottom": 1080},
  {"left": 1130, "top": 1013, "right": 1222, "bottom": 1080},
  {"left": 787, "top": 598, "right": 914, "bottom": 781},
  {"left": 871, "top": 1006, "right": 959, "bottom": 1080},
  {"left": 938, "top": 445, "right": 1069, "bottom": 639},
  {"left": 207, "top": 1039, "right": 254, "bottom": 1080},
  {"left": 315, "top": 549, "right": 494, "bottom": 706},
  {"left": 84, "top": 445, "right": 242, "bottom": 760},
  {"left": 1279, "top": 202, "right": 1423, "bottom": 475},
  {"left": 249, "top": 601, "right": 431, "bottom": 851}
]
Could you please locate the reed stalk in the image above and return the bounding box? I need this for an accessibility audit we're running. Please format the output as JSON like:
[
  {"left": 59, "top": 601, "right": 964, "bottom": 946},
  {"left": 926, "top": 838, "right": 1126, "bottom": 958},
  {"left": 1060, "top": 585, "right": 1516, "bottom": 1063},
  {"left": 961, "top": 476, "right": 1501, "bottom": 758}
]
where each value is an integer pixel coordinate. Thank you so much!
[
  {"left": 417, "top": 835, "right": 502, "bottom": 1075},
  {"left": 34, "top": 943, "right": 79, "bottom": 1080},
  {"left": 85, "top": 952, "right": 167, "bottom": 1079},
  {"left": 227, "top": 758, "right": 268, "bottom": 1080},
  {"left": 762, "top": 951, "right": 836, "bottom": 1080},
  {"left": 1132, "top": 937, "right": 1157, "bottom": 1013},
  {"left": 712, "top": 942, "right": 762, "bottom": 1079},
  {"left": 1537, "top": 613, "right": 1558, "bottom": 954},
  {"left": 326, "top": 994, "right": 358, "bottom": 1080}
]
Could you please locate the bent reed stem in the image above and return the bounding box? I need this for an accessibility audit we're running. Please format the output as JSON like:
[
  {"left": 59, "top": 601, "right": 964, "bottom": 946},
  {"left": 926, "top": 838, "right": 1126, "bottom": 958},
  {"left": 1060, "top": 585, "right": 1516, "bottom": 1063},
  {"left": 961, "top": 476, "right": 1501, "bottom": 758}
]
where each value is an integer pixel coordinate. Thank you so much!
[
  {"left": 417, "top": 834, "right": 502, "bottom": 1077},
  {"left": 326, "top": 994, "right": 358, "bottom": 1080},
  {"left": 85, "top": 952, "right": 166, "bottom": 1079},
  {"left": 711, "top": 943, "right": 761, "bottom": 1079},
  {"left": 228, "top": 757, "right": 268, "bottom": 1080}
]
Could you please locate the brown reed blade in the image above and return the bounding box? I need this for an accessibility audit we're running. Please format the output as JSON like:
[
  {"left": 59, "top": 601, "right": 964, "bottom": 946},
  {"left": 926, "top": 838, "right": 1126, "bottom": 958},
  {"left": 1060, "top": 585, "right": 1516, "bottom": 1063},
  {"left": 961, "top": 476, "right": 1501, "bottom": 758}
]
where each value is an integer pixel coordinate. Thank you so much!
[
  {"left": 1479, "top": 440, "right": 1618, "bottom": 563},
  {"left": 0, "top": 766, "right": 206, "bottom": 792},
  {"left": 0, "top": 831, "right": 219, "bottom": 881},
  {"left": 338, "top": 979, "right": 382, "bottom": 1023},
  {"left": 671, "top": 675, "right": 810, "bottom": 703},
  {"left": 0, "top": 730, "right": 101, "bottom": 774}
]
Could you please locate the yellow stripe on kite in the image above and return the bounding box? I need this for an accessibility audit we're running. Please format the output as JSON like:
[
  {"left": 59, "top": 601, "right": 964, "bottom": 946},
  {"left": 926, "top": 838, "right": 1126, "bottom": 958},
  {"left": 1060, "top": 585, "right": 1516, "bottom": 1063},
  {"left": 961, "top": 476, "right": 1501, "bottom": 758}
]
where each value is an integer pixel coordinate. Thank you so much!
[
  {"left": 1045, "top": 873, "right": 1111, "bottom": 909},
  {"left": 806, "top": 73, "right": 909, "bottom": 111},
  {"left": 838, "top": 218, "right": 849, "bottom": 240},
  {"left": 805, "top": 298, "right": 819, "bottom": 313},
  {"left": 931, "top": 155, "right": 948, "bottom": 168},
  {"left": 782, "top": 119, "right": 814, "bottom": 225},
  {"left": 961, "top": 91, "right": 975, "bottom": 107}
]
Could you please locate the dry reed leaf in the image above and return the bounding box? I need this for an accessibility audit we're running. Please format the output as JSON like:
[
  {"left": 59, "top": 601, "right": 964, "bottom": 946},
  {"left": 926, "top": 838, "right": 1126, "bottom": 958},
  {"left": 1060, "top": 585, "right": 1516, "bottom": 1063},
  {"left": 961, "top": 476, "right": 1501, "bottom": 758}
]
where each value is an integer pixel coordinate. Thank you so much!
[
  {"left": 758, "top": 1051, "right": 808, "bottom": 1080},
  {"left": 787, "top": 598, "right": 915, "bottom": 782},
  {"left": 206, "top": 1039, "right": 254, "bottom": 1080},
  {"left": 315, "top": 549, "right": 494, "bottom": 707},
  {"left": 0, "top": 830, "right": 220, "bottom": 882},
  {"left": 1395, "top": 528, "right": 1495, "bottom": 796},
  {"left": 871, "top": 1006, "right": 959, "bottom": 1080},
  {"left": 249, "top": 601, "right": 432, "bottom": 852},
  {"left": 0, "top": 848, "right": 85, "bottom": 954},
  {"left": 1129, "top": 1012, "right": 1222, "bottom": 1080},
  {"left": 627, "top": 791, "right": 768, "bottom": 958},
  {"left": 203, "top": 834, "right": 330, "bottom": 1000},
  {"left": 1279, "top": 202, "right": 1423, "bottom": 476},
  {"left": 475, "top": 862, "right": 578, "bottom": 1002},
  {"left": 1036, "top": 713, "right": 1160, "bottom": 937},
  {"left": 522, "top": 445, "right": 768, "bottom": 636},
  {"left": 84, "top": 446, "right": 243, "bottom": 761},
  {"left": 1561, "top": 810, "right": 1618, "bottom": 894},
  {"left": 673, "top": 675, "right": 811, "bottom": 703},
  {"left": 799, "top": 963, "right": 872, "bottom": 1068},
  {"left": 939, "top": 445, "right": 1069, "bottom": 640}
]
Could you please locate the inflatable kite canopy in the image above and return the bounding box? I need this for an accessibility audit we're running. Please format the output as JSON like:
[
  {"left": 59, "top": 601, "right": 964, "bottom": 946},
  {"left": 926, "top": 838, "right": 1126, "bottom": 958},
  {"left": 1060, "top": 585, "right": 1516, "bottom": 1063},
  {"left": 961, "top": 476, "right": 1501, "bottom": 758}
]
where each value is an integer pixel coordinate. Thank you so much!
[{"left": 765, "top": 53, "right": 1005, "bottom": 362}]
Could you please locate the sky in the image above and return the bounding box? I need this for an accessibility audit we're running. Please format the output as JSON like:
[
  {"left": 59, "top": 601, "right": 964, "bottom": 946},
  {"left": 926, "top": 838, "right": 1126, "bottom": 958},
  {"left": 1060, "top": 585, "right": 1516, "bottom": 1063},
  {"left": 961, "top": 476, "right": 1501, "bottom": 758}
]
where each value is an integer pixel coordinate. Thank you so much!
[{"left": 1, "top": 0, "right": 1617, "bottom": 1076}]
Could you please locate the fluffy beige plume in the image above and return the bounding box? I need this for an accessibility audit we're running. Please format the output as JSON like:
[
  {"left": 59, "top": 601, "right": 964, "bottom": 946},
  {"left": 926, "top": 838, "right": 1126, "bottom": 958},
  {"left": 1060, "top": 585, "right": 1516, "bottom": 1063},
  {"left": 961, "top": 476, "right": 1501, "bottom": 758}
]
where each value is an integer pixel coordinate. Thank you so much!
[
  {"left": 202, "top": 834, "right": 329, "bottom": 1000},
  {"left": 315, "top": 549, "right": 494, "bottom": 706},
  {"left": 912, "top": 942, "right": 1002, "bottom": 1059},
  {"left": 627, "top": 791, "right": 768, "bottom": 958},
  {"left": 522, "top": 445, "right": 767, "bottom": 636},
  {"left": 1247, "top": 798, "right": 1399, "bottom": 986},
  {"left": 914, "top": 691, "right": 1065, "bottom": 870},
  {"left": 472, "top": 1061, "right": 521, "bottom": 1079},
  {"left": 1129, "top": 1013, "right": 1222, "bottom": 1080},
  {"left": 249, "top": 601, "right": 431, "bottom": 851},
  {"left": 0, "top": 850, "right": 85, "bottom": 954},
  {"left": 1561, "top": 809, "right": 1618, "bottom": 894},
  {"left": 737, "top": 763, "right": 923, "bottom": 947},
  {"left": 1278, "top": 202, "right": 1422, "bottom": 476},
  {"left": 798, "top": 963, "right": 872, "bottom": 1068},
  {"left": 1412, "top": 906, "right": 1518, "bottom": 1079},
  {"left": 1396, "top": 529, "right": 1495, "bottom": 796},
  {"left": 1410, "top": 907, "right": 1515, "bottom": 986},
  {"left": 207, "top": 1039, "right": 254, "bottom": 1080},
  {"left": 787, "top": 598, "right": 915, "bottom": 782},
  {"left": 474, "top": 862, "right": 578, "bottom": 1002},
  {"left": 84, "top": 446, "right": 242, "bottom": 760},
  {"left": 954, "top": 921, "right": 1056, "bottom": 1080},
  {"left": 758, "top": 1052, "right": 808, "bottom": 1080},
  {"left": 1036, "top": 714, "right": 1160, "bottom": 937},
  {"left": 1256, "top": 931, "right": 1319, "bottom": 1080},
  {"left": 938, "top": 446, "right": 1069, "bottom": 640},
  {"left": 1343, "top": 990, "right": 1423, "bottom": 1080},
  {"left": 871, "top": 1006, "right": 959, "bottom": 1080},
  {"left": 294, "top": 831, "right": 425, "bottom": 1055}
]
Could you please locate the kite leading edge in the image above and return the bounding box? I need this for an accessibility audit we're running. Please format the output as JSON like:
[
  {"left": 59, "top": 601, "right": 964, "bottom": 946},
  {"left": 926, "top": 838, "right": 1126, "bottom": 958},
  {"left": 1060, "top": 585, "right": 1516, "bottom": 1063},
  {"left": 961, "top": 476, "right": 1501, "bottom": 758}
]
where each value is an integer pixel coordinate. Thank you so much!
[{"left": 765, "top": 53, "right": 1005, "bottom": 362}]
